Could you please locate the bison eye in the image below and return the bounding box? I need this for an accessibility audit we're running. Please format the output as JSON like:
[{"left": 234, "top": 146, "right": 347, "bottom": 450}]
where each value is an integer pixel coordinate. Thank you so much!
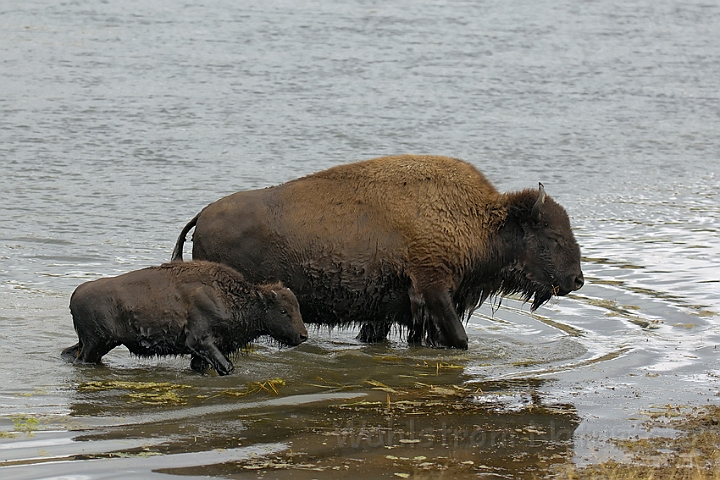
[{"left": 279, "top": 309, "right": 287, "bottom": 315}]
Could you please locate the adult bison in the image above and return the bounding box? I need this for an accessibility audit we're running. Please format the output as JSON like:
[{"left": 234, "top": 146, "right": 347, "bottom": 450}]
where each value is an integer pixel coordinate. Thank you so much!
[
  {"left": 172, "top": 155, "right": 583, "bottom": 349},
  {"left": 61, "top": 261, "right": 307, "bottom": 375}
]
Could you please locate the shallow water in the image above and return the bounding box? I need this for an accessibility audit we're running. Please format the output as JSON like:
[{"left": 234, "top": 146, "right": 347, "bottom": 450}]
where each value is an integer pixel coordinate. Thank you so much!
[{"left": 1, "top": 0, "right": 719, "bottom": 478}]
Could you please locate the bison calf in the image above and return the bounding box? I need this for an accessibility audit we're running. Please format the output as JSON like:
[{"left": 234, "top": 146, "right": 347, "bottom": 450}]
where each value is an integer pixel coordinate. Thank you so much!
[{"left": 61, "top": 261, "right": 307, "bottom": 375}]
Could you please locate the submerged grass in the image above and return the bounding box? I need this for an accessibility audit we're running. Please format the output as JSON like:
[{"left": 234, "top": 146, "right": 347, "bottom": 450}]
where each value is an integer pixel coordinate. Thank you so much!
[
  {"left": 12, "top": 416, "right": 40, "bottom": 433},
  {"left": 221, "top": 378, "right": 286, "bottom": 397},
  {"left": 558, "top": 405, "right": 720, "bottom": 480},
  {"left": 78, "top": 380, "right": 194, "bottom": 405},
  {"left": 76, "top": 378, "right": 290, "bottom": 404}
]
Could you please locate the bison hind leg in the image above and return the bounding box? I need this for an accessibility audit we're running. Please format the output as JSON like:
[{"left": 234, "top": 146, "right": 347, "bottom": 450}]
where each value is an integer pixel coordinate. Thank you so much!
[
  {"left": 62, "top": 339, "right": 113, "bottom": 364},
  {"left": 356, "top": 323, "right": 392, "bottom": 343},
  {"left": 73, "top": 337, "right": 117, "bottom": 364},
  {"left": 61, "top": 343, "right": 80, "bottom": 362}
]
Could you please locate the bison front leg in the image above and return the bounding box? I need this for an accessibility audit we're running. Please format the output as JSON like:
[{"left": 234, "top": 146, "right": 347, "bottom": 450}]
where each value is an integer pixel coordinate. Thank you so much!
[
  {"left": 185, "top": 289, "right": 235, "bottom": 375},
  {"left": 190, "top": 355, "right": 210, "bottom": 372},
  {"left": 411, "top": 285, "right": 469, "bottom": 350},
  {"left": 205, "top": 344, "right": 234, "bottom": 376},
  {"left": 187, "top": 339, "right": 234, "bottom": 376}
]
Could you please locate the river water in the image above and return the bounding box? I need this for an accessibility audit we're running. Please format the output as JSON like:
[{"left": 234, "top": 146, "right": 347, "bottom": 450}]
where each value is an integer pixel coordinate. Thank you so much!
[{"left": 1, "top": 0, "right": 719, "bottom": 478}]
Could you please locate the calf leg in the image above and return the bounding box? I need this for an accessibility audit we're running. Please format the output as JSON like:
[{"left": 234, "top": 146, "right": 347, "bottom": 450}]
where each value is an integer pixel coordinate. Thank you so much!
[
  {"left": 205, "top": 344, "right": 234, "bottom": 376},
  {"left": 190, "top": 355, "right": 210, "bottom": 372},
  {"left": 187, "top": 338, "right": 234, "bottom": 376},
  {"left": 184, "top": 287, "right": 236, "bottom": 375}
]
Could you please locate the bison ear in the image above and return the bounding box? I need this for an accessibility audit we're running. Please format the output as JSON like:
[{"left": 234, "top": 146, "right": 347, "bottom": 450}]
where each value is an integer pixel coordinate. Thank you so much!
[{"left": 531, "top": 182, "right": 547, "bottom": 224}]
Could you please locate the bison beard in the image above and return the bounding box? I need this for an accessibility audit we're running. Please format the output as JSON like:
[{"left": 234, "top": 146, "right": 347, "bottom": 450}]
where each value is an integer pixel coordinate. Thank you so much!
[{"left": 172, "top": 155, "right": 584, "bottom": 349}]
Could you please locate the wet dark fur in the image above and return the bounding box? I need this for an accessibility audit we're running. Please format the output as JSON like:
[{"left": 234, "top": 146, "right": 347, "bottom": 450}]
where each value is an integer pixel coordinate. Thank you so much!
[
  {"left": 172, "top": 155, "right": 583, "bottom": 349},
  {"left": 61, "top": 261, "right": 307, "bottom": 375}
]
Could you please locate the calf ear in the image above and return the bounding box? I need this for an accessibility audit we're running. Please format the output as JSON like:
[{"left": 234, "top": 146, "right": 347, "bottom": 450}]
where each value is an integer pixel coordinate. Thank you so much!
[{"left": 531, "top": 182, "right": 547, "bottom": 224}]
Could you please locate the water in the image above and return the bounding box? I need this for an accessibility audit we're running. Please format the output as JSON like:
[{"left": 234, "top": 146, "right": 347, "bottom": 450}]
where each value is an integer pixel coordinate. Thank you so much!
[{"left": 1, "top": 0, "right": 719, "bottom": 478}]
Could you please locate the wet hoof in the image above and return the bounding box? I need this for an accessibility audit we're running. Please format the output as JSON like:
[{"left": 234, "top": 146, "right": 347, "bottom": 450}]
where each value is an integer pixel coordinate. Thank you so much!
[
  {"left": 424, "top": 327, "right": 468, "bottom": 350},
  {"left": 215, "top": 362, "right": 234, "bottom": 376},
  {"left": 190, "top": 356, "right": 209, "bottom": 372}
]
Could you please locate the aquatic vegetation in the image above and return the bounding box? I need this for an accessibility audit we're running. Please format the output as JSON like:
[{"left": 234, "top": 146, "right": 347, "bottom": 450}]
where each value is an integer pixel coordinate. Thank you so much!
[
  {"left": 11, "top": 416, "right": 39, "bottom": 435},
  {"left": 307, "top": 376, "right": 360, "bottom": 391},
  {"left": 1, "top": 416, "right": 40, "bottom": 439},
  {"left": 78, "top": 381, "right": 194, "bottom": 405},
  {"left": 126, "top": 390, "right": 188, "bottom": 405},
  {"left": 221, "top": 378, "right": 286, "bottom": 397},
  {"left": 365, "top": 380, "right": 400, "bottom": 394},
  {"left": 558, "top": 405, "right": 720, "bottom": 480},
  {"left": 673, "top": 323, "right": 698, "bottom": 329},
  {"left": 109, "top": 450, "right": 162, "bottom": 459},
  {"left": 78, "top": 380, "right": 194, "bottom": 392}
]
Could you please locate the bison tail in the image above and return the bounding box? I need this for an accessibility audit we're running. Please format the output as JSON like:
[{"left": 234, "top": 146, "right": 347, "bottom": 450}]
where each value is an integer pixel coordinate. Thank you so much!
[{"left": 171, "top": 213, "right": 199, "bottom": 262}]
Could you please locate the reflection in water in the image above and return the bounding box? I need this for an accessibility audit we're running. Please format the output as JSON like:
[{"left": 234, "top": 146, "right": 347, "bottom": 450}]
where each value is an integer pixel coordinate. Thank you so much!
[{"left": 61, "top": 370, "right": 579, "bottom": 478}]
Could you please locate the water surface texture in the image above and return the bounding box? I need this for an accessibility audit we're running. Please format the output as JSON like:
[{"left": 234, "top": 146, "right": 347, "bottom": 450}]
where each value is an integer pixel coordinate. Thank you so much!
[{"left": 1, "top": 1, "right": 719, "bottom": 478}]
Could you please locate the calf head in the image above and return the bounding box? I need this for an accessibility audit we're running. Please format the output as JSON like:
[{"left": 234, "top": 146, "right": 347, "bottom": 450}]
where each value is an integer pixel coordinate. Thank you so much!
[
  {"left": 257, "top": 283, "right": 308, "bottom": 346},
  {"left": 508, "top": 184, "right": 584, "bottom": 310}
]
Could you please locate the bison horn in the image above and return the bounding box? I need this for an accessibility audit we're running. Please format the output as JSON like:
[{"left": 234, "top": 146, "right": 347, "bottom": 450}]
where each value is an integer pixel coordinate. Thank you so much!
[{"left": 532, "top": 182, "right": 547, "bottom": 223}]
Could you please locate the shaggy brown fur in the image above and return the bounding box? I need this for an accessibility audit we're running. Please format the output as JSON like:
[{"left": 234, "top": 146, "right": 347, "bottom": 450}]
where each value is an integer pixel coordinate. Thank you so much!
[{"left": 172, "top": 155, "right": 583, "bottom": 349}]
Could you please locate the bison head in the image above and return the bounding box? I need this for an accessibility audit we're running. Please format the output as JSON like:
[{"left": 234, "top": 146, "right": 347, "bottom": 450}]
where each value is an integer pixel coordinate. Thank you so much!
[
  {"left": 505, "top": 183, "right": 584, "bottom": 310},
  {"left": 257, "top": 284, "right": 308, "bottom": 346}
]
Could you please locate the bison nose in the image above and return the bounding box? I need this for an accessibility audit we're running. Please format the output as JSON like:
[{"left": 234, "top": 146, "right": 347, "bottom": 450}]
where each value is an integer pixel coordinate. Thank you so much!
[
  {"left": 299, "top": 333, "right": 308, "bottom": 343},
  {"left": 574, "top": 273, "right": 585, "bottom": 291}
]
